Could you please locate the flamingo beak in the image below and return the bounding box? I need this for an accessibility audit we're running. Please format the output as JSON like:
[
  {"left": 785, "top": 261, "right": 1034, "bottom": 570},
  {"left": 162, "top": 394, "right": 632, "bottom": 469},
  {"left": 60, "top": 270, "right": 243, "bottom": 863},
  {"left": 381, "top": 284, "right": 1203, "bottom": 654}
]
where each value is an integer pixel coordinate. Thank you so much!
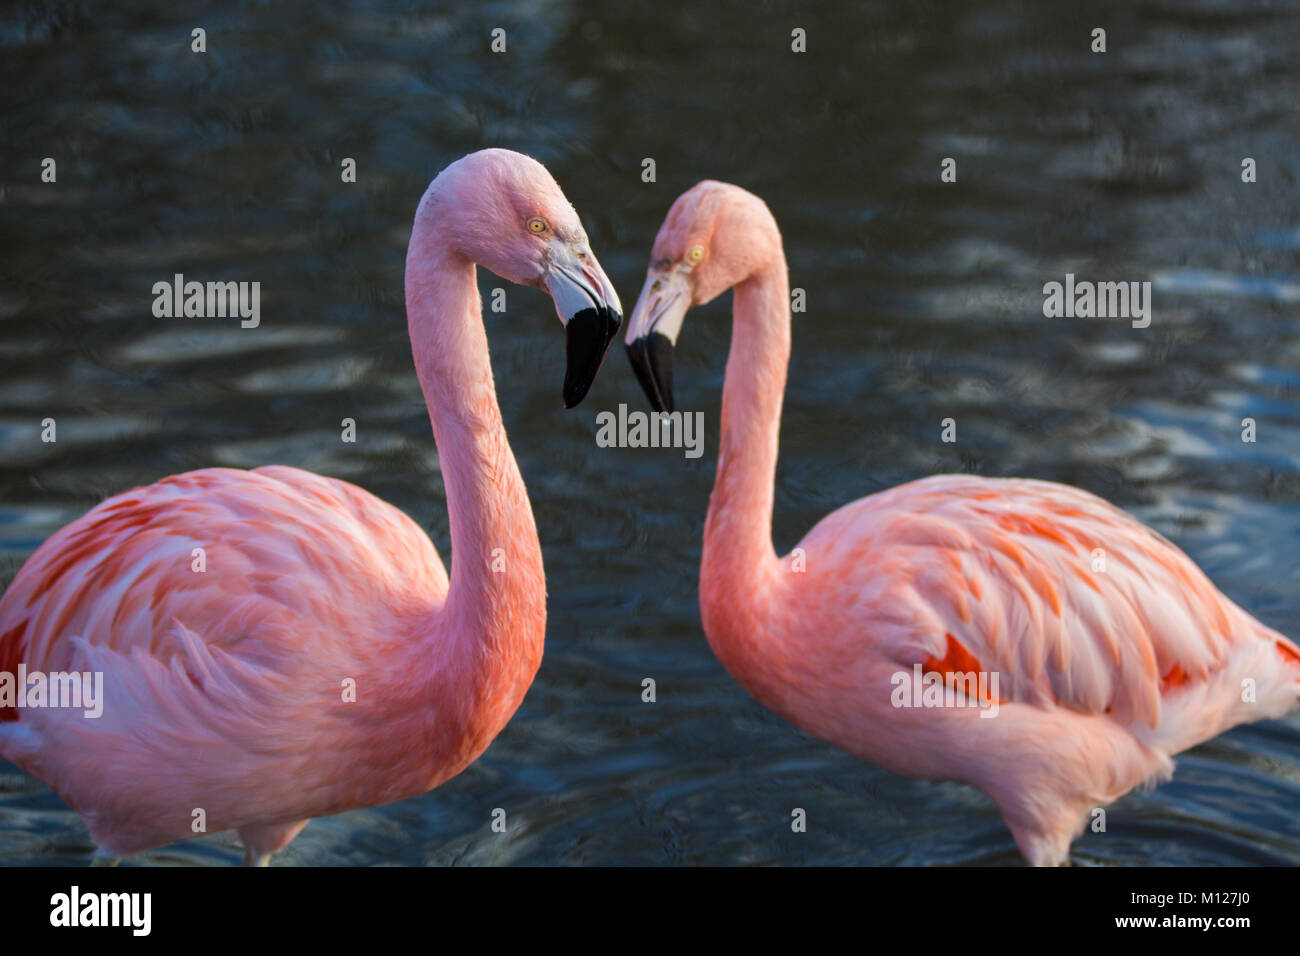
[
  {"left": 543, "top": 245, "right": 623, "bottom": 408},
  {"left": 624, "top": 269, "right": 690, "bottom": 414}
]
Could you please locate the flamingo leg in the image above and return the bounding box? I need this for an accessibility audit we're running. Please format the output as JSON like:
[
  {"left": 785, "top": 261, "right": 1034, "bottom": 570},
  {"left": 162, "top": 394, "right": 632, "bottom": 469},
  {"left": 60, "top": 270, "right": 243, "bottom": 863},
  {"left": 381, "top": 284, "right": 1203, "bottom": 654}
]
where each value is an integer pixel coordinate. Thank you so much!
[{"left": 238, "top": 819, "right": 309, "bottom": 867}]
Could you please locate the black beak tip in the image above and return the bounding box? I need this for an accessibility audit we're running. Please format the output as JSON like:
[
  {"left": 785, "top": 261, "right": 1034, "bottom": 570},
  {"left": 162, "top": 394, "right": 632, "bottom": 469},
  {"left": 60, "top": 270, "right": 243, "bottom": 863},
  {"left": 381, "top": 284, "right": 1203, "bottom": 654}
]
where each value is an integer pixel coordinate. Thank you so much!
[
  {"left": 561, "top": 381, "right": 591, "bottom": 410},
  {"left": 562, "top": 306, "right": 621, "bottom": 408},
  {"left": 625, "top": 333, "right": 675, "bottom": 415}
]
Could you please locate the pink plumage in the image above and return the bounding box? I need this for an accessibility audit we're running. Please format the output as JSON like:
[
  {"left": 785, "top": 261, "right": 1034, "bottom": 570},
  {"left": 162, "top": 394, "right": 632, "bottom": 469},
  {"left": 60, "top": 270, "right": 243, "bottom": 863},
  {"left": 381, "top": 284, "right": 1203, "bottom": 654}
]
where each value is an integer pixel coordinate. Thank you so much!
[
  {"left": 0, "top": 149, "right": 622, "bottom": 865},
  {"left": 624, "top": 180, "right": 1300, "bottom": 865}
]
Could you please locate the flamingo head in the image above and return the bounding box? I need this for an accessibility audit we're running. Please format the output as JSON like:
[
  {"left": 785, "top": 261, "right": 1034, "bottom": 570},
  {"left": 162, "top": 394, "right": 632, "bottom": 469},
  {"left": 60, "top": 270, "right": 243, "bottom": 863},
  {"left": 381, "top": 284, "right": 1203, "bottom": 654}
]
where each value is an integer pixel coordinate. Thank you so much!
[
  {"left": 422, "top": 148, "right": 623, "bottom": 408},
  {"left": 624, "top": 181, "right": 781, "bottom": 413}
]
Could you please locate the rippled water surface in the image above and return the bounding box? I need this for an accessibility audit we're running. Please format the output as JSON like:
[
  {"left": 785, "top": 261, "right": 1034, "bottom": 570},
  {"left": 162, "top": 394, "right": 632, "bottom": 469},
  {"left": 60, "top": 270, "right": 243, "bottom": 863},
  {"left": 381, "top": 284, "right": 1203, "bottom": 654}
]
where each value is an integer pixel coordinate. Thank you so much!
[{"left": 2, "top": 1, "right": 1299, "bottom": 865}]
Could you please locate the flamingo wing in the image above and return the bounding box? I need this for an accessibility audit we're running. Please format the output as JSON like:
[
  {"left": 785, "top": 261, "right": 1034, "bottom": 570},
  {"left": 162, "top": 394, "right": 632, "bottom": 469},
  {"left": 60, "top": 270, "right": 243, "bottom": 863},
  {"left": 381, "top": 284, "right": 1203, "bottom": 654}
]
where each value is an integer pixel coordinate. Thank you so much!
[
  {"left": 0, "top": 465, "right": 447, "bottom": 721},
  {"left": 804, "top": 474, "right": 1284, "bottom": 728}
]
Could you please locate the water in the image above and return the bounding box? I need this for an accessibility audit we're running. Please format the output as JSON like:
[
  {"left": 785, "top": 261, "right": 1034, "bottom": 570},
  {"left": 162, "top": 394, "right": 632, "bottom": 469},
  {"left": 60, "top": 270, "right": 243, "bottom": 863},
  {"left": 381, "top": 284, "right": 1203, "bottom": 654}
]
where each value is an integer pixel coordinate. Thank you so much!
[{"left": 1, "top": 0, "right": 1299, "bottom": 865}]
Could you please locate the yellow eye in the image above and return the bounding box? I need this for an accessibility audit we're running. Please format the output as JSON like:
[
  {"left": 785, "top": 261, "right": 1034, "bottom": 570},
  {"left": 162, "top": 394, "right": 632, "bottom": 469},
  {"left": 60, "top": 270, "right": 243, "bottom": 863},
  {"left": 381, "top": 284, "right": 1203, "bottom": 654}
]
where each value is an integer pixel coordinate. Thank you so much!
[
  {"left": 527, "top": 217, "right": 549, "bottom": 234},
  {"left": 687, "top": 245, "right": 705, "bottom": 263}
]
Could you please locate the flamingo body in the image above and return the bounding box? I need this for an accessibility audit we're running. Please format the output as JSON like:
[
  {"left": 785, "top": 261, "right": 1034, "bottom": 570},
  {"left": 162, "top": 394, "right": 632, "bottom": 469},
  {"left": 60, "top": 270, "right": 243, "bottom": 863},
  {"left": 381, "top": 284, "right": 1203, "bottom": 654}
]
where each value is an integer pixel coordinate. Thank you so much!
[
  {"left": 708, "top": 473, "right": 1300, "bottom": 865},
  {"left": 0, "top": 466, "right": 498, "bottom": 858}
]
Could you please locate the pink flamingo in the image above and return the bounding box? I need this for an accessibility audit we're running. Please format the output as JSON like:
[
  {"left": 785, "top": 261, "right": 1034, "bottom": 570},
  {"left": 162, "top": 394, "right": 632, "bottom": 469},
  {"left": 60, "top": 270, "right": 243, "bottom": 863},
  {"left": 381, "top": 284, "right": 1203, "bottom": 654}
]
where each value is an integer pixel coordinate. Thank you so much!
[
  {"left": 624, "top": 181, "right": 1300, "bottom": 865},
  {"left": 0, "top": 149, "right": 622, "bottom": 866}
]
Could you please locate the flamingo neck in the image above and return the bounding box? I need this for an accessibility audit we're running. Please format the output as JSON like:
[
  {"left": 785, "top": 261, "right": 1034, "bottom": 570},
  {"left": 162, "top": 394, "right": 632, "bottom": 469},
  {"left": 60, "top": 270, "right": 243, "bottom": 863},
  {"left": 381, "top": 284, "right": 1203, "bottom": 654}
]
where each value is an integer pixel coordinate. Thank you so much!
[
  {"left": 402, "top": 220, "right": 545, "bottom": 750},
  {"left": 701, "top": 258, "right": 789, "bottom": 644}
]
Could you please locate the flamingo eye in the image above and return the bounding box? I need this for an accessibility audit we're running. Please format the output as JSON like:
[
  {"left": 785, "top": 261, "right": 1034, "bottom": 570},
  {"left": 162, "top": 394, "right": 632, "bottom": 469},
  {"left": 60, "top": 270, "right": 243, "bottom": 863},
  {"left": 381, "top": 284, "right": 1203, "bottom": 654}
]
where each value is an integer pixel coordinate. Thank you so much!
[
  {"left": 686, "top": 245, "right": 705, "bottom": 263},
  {"left": 527, "top": 217, "right": 549, "bottom": 235}
]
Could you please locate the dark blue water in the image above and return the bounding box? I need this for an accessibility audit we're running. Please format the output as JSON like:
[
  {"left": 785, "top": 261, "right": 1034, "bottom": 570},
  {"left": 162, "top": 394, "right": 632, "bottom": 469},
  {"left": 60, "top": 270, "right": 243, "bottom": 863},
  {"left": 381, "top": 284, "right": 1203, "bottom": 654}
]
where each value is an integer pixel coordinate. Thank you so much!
[{"left": 1, "top": 0, "right": 1298, "bottom": 865}]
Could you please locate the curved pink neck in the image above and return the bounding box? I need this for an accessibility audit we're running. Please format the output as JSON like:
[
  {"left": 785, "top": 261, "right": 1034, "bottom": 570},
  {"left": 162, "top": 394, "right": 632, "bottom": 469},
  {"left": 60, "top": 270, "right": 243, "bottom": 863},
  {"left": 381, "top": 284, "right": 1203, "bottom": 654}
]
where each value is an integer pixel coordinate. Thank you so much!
[
  {"left": 701, "top": 259, "right": 789, "bottom": 627},
  {"left": 403, "top": 220, "right": 545, "bottom": 715}
]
